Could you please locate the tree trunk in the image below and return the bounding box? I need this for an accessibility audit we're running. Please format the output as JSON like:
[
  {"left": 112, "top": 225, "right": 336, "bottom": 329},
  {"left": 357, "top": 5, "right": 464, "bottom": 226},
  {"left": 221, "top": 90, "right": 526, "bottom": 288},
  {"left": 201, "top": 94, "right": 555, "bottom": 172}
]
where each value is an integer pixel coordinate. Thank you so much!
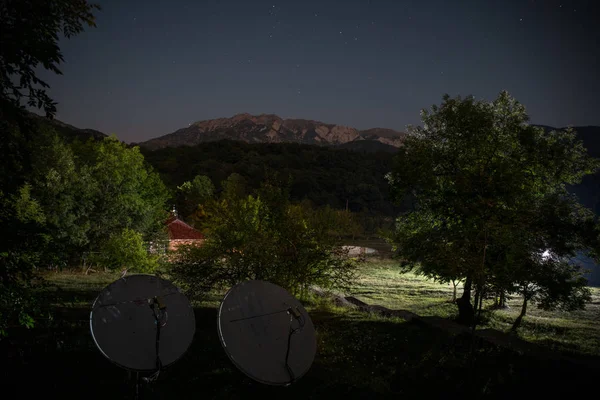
[
  {"left": 451, "top": 280, "right": 458, "bottom": 303},
  {"left": 499, "top": 290, "right": 506, "bottom": 308},
  {"left": 456, "top": 276, "right": 474, "bottom": 325},
  {"left": 478, "top": 287, "right": 484, "bottom": 311},
  {"left": 511, "top": 294, "right": 528, "bottom": 332}
]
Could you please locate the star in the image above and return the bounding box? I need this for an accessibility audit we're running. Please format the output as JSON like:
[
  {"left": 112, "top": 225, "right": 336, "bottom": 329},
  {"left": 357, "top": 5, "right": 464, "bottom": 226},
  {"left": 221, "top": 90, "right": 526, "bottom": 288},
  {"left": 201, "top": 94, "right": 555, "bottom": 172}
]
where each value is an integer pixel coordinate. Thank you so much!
[
  {"left": 519, "top": 18, "right": 523, "bottom": 22},
  {"left": 354, "top": 37, "right": 358, "bottom": 41}
]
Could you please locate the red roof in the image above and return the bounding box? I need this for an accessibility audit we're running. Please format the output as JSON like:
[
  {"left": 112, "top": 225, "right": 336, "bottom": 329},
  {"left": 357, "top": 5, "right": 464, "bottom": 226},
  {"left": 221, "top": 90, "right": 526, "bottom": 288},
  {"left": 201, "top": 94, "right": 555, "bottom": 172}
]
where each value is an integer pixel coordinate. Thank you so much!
[{"left": 166, "top": 217, "right": 205, "bottom": 240}]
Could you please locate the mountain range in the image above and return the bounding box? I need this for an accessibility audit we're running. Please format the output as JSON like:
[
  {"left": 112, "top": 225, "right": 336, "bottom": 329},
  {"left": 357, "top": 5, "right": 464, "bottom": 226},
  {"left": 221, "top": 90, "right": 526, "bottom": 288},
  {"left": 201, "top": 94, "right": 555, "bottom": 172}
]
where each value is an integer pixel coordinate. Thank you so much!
[
  {"left": 135, "top": 113, "right": 407, "bottom": 152},
  {"left": 32, "top": 111, "right": 600, "bottom": 160}
]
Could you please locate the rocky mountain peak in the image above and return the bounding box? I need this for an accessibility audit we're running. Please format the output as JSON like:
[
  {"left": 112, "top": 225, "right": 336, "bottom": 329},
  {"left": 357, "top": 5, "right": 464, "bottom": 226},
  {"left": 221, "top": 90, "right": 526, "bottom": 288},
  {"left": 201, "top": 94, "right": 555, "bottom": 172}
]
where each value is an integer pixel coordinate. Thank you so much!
[{"left": 140, "top": 113, "right": 406, "bottom": 151}]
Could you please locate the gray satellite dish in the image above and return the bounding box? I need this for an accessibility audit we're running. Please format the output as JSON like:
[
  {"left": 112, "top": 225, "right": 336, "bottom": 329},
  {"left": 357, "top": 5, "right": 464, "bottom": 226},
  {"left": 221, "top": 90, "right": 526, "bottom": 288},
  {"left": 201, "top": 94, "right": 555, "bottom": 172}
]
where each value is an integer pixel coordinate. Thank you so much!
[
  {"left": 90, "top": 274, "right": 195, "bottom": 376},
  {"left": 217, "top": 280, "right": 317, "bottom": 386}
]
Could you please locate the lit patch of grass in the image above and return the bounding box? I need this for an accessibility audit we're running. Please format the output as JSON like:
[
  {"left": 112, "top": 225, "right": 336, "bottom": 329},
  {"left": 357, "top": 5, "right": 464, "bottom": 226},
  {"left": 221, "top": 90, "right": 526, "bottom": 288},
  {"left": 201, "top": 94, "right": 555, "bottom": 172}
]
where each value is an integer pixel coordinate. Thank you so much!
[
  {"left": 344, "top": 260, "right": 600, "bottom": 356},
  {"left": 485, "top": 287, "right": 600, "bottom": 356},
  {"left": 345, "top": 259, "right": 459, "bottom": 318}
]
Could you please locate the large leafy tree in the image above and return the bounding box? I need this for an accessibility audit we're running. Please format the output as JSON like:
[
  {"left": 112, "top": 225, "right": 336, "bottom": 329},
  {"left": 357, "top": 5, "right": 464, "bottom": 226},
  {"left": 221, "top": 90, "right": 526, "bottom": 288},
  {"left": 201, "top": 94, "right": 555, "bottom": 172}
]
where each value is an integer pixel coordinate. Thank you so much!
[
  {"left": 0, "top": 0, "right": 99, "bottom": 334},
  {"left": 386, "top": 91, "right": 599, "bottom": 326},
  {"left": 170, "top": 174, "right": 359, "bottom": 299},
  {"left": 70, "top": 137, "right": 170, "bottom": 256}
]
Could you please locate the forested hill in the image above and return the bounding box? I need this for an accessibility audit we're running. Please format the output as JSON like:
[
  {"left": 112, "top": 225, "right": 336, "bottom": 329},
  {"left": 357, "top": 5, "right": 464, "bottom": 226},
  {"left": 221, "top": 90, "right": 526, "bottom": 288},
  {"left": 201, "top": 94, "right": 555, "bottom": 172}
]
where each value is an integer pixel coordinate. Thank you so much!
[
  {"left": 140, "top": 140, "right": 402, "bottom": 217},
  {"left": 28, "top": 112, "right": 107, "bottom": 142}
]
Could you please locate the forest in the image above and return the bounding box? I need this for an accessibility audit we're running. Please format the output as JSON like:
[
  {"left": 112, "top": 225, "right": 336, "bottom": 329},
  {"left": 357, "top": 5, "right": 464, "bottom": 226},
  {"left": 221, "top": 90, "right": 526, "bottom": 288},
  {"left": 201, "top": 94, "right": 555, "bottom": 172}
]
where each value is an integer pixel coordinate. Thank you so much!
[{"left": 141, "top": 140, "right": 399, "bottom": 214}]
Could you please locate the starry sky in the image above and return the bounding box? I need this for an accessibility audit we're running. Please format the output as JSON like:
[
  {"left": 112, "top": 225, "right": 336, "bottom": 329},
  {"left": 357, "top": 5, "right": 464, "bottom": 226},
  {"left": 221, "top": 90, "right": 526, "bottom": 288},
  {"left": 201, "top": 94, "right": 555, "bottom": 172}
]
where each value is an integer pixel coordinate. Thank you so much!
[{"left": 37, "top": 0, "right": 599, "bottom": 143}]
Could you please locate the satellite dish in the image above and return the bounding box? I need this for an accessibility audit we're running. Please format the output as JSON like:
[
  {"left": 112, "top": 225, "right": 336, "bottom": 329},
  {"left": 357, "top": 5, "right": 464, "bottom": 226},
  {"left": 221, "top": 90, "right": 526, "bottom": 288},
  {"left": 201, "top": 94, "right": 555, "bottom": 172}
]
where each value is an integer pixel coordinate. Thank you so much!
[
  {"left": 217, "top": 280, "right": 317, "bottom": 386},
  {"left": 90, "top": 274, "right": 195, "bottom": 376}
]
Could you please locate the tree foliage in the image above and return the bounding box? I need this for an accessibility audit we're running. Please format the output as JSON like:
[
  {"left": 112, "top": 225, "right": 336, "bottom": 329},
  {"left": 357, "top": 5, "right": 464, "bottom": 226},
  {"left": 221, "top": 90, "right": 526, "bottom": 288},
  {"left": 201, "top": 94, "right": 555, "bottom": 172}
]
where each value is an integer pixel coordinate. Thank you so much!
[
  {"left": 176, "top": 174, "right": 215, "bottom": 221},
  {"left": 386, "top": 91, "right": 599, "bottom": 326},
  {"left": 90, "top": 228, "right": 161, "bottom": 273},
  {"left": 170, "top": 174, "right": 360, "bottom": 299},
  {"left": 141, "top": 140, "right": 402, "bottom": 235},
  {"left": 74, "top": 136, "right": 170, "bottom": 249},
  {"left": 0, "top": 0, "right": 100, "bottom": 333},
  {"left": 0, "top": 0, "right": 100, "bottom": 117},
  {"left": 0, "top": 124, "right": 168, "bottom": 333}
]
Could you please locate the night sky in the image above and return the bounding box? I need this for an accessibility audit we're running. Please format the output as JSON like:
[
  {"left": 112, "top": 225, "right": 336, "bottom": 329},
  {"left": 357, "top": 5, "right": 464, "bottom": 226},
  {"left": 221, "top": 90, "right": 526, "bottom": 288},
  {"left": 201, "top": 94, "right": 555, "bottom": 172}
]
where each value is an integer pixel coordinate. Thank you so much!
[{"left": 38, "top": 0, "right": 599, "bottom": 143}]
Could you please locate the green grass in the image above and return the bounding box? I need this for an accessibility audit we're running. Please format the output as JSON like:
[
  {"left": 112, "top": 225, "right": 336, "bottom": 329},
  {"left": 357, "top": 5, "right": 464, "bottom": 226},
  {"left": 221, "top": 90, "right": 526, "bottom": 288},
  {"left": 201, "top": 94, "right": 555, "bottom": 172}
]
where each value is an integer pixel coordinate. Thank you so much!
[
  {"left": 346, "top": 260, "right": 459, "bottom": 318},
  {"left": 347, "top": 259, "right": 600, "bottom": 356},
  {"left": 3, "top": 265, "right": 599, "bottom": 398}
]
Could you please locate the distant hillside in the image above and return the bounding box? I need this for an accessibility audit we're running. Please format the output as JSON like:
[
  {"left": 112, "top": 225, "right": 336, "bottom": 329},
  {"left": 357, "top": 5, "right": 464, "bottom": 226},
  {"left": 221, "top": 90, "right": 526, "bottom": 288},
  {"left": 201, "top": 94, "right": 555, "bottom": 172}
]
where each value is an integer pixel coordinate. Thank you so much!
[
  {"left": 137, "top": 113, "right": 406, "bottom": 151},
  {"left": 28, "top": 112, "right": 107, "bottom": 142},
  {"left": 336, "top": 140, "right": 398, "bottom": 153},
  {"left": 141, "top": 140, "right": 404, "bottom": 219}
]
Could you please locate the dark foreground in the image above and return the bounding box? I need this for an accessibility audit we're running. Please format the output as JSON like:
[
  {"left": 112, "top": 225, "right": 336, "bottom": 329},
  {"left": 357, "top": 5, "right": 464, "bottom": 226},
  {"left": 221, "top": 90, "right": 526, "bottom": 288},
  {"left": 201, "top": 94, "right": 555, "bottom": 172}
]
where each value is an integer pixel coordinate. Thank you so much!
[{"left": 2, "top": 287, "right": 600, "bottom": 399}]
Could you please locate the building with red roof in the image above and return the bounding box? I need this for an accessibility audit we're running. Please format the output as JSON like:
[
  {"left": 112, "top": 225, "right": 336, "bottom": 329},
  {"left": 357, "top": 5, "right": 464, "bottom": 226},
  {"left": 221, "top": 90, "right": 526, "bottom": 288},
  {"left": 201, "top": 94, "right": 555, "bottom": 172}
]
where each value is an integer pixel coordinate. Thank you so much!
[{"left": 165, "top": 213, "right": 206, "bottom": 252}]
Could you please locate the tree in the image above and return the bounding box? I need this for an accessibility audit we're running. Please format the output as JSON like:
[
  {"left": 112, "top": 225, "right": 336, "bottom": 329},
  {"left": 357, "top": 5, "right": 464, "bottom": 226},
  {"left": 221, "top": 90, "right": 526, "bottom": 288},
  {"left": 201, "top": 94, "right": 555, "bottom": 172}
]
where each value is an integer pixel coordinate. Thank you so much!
[
  {"left": 220, "top": 172, "right": 247, "bottom": 200},
  {"left": 0, "top": 183, "right": 49, "bottom": 335},
  {"left": 386, "top": 91, "right": 599, "bottom": 326},
  {"left": 498, "top": 193, "right": 595, "bottom": 330},
  {"left": 306, "top": 205, "right": 363, "bottom": 240},
  {"left": 91, "top": 228, "right": 161, "bottom": 274},
  {"left": 170, "top": 174, "right": 359, "bottom": 299},
  {"left": 176, "top": 174, "right": 215, "bottom": 223},
  {"left": 0, "top": 0, "right": 100, "bottom": 117},
  {"left": 28, "top": 129, "right": 94, "bottom": 265},
  {"left": 23, "top": 131, "right": 170, "bottom": 265},
  {"left": 0, "top": 0, "right": 99, "bottom": 333},
  {"left": 78, "top": 136, "right": 170, "bottom": 250}
]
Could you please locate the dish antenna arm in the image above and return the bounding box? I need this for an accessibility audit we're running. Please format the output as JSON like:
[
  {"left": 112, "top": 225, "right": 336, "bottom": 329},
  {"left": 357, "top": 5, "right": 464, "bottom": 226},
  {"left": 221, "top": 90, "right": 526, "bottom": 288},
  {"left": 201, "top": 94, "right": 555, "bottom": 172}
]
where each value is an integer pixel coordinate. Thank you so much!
[
  {"left": 142, "top": 296, "right": 168, "bottom": 384},
  {"left": 284, "top": 306, "right": 305, "bottom": 385}
]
